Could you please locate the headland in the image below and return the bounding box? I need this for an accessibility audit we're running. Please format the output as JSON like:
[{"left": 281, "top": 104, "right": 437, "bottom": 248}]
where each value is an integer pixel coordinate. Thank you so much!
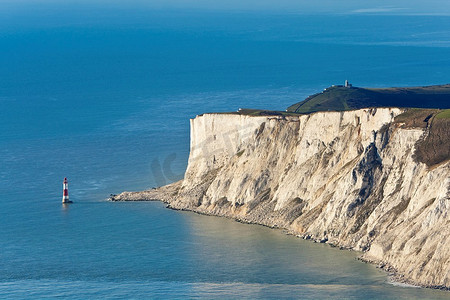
[{"left": 111, "top": 84, "right": 450, "bottom": 290}]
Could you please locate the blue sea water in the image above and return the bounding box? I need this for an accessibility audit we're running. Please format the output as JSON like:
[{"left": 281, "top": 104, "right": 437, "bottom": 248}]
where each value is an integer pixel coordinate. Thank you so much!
[{"left": 1, "top": 3, "right": 450, "bottom": 299}]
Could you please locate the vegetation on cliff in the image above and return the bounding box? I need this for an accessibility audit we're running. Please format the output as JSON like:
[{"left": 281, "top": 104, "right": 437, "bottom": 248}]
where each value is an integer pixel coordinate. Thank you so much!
[
  {"left": 286, "top": 84, "right": 450, "bottom": 114},
  {"left": 216, "top": 108, "right": 300, "bottom": 117},
  {"left": 392, "top": 108, "right": 450, "bottom": 166}
]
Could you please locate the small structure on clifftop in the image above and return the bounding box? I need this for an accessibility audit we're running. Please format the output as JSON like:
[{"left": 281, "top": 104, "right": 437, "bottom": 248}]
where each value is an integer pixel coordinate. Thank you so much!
[{"left": 345, "top": 80, "right": 353, "bottom": 88}]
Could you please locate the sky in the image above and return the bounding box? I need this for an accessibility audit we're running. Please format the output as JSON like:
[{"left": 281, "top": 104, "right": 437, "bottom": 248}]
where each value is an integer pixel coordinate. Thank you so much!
[{"left": 2, "top": 0, "right": 450, "bottom": 15}]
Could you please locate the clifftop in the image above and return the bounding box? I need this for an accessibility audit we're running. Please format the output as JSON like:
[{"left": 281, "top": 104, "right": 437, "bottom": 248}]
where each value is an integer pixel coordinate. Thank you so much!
[
  {"left": 287, "top": 84, "right": 450, "bottom": 114},
  {"left": 218, "top": 85, "right": 449, "bottom": 168},
  {"left": 214, "top": 83, "right": 450, "bottom": 120}
]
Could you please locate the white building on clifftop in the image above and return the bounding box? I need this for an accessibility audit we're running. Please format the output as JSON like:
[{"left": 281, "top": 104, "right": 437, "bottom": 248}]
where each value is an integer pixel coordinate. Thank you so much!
[{"left": 345, "top": 80, "right": 353, "bottom": 88}]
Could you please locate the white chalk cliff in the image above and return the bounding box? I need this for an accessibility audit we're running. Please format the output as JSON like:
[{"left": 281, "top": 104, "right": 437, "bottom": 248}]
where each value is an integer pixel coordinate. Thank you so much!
[{"left": 114, "top": 108, "right": 450, "bottom": 289}]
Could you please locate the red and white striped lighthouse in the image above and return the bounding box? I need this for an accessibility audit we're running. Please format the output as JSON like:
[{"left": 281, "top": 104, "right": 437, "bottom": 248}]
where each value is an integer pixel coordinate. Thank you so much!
[{"left": 62, "top": 177, "right": 72, "bottom": 203}]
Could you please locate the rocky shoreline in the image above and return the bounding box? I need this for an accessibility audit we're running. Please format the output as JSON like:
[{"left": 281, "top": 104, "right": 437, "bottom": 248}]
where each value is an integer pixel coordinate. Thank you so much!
[{"left": 110, "top": 184, "right": 448, "bottom": 291}]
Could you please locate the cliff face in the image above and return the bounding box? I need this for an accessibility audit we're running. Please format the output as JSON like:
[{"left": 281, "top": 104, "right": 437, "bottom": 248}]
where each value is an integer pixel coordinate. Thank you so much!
[{"left": 114, "top": 108, "right": 450, "bottom": 288}]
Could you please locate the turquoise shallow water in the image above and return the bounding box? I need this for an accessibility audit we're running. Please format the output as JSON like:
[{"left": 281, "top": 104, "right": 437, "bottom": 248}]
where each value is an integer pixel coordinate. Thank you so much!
[
  {"left": 1, "top": 3, "right": 450, "bottom": 299},
  {"left": 1, "top": 201, "right": 449, "bottom": 299}
]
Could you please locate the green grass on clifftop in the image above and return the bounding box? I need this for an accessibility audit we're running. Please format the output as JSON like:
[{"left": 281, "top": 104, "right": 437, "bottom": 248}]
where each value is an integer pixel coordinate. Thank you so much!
[
  {"left": 435, "top": 109, "right": 450, "bottom": 119},
  {"left": 287, "top": 84, "right": 450, "bottom": 114},
  {"left": 215, "top": 108, "right": 301, "bottom": 117}
]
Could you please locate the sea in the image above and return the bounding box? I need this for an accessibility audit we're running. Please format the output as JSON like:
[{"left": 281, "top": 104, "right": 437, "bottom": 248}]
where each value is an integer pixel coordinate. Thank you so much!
[{"left": 1, "top": 2, "right": 450, "bottom": 299}]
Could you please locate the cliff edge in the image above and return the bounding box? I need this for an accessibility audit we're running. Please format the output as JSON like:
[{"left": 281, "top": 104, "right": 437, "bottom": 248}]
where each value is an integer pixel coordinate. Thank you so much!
[{"left": 113, "top": 107, "right": 450, "bottom": 289}]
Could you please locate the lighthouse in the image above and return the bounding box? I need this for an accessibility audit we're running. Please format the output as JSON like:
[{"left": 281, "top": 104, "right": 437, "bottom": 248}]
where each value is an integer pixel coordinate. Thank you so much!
[{"left": 62, "top": 177, "right": 73, "bottom": 204}]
